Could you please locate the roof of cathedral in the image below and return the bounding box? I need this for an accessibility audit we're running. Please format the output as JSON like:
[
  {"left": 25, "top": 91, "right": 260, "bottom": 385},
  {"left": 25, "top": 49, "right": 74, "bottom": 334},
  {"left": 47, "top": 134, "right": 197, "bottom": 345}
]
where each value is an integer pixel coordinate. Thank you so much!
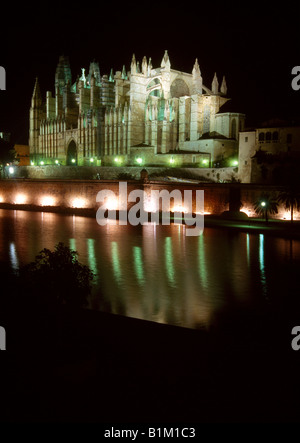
[{"left": 199, "top": 131, "right": 232, "bottom": 140}]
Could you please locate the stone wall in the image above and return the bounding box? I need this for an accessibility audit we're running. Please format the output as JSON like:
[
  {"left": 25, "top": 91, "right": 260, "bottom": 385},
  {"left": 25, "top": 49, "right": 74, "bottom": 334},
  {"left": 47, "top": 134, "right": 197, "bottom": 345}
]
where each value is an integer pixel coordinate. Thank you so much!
[
  {"left": 0, "top": 179, "right": 296, "bottom": 219},
  {"left": 6, "top": 164, "right": 238, "bottom": 182}
]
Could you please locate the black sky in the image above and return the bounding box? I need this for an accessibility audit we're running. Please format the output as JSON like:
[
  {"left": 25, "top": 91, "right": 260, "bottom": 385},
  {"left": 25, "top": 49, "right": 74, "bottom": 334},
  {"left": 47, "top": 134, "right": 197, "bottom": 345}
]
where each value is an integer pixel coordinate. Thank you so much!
[{"left": 1, "top": 1, "right": 300, "bottom": 144}]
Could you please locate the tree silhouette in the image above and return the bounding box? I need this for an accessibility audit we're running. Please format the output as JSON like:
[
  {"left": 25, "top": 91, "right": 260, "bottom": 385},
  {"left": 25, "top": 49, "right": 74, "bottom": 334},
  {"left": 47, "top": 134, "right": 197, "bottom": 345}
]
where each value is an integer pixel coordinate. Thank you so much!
[
  {"left": 0, "top": 138, "right": 16, "bottom": 176},
  {"left": 253, "top": 192, "right": 279, "bottom": 223},
  {"left": 277, "top": 186, "right": 300, "bottom": 223},
  {"left": 19, "top": 242, "right": 94, "bottom": 308}
]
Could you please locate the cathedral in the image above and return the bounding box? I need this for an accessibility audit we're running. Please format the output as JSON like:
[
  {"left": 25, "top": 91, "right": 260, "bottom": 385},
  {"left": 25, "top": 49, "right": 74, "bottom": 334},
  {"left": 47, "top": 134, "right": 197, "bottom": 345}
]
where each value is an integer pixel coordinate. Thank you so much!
[{"left": 29, "top": 51, "right": 245, "bottom": 168}]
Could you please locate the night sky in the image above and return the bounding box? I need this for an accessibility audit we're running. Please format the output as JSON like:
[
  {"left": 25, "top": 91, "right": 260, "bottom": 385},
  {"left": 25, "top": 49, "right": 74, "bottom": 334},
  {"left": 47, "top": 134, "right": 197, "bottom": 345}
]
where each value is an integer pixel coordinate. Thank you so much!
[{"left": 1, "top": 1, "right": 300, "bottom": 144}]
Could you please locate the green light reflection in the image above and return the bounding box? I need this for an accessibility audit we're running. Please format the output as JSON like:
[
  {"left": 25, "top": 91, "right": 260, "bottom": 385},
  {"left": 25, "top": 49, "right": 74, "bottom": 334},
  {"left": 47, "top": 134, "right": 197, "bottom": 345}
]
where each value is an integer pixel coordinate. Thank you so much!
[
  {"left": 69, "top": 238, "right": 76, "bottom": 252},
  {"left": 259, "top": 234, "right": 266, "bottom": 295},
  {"left": 87, "top": 238, "right": 98, "bottom": 282},
  {"left": 111, "top": 241, "right": 122, "bottom": 284},
  {"left": 246, "top": 233, "right": 250, "bottom": 265},
  {"left": 198, "top": 233, "right": 208, "bottom": 288},
  {"left": 133, "top": 246, "right": 144, "bottom": 284},
  {"left": 165, "top": 237, "right": 175, "bottom": 287}
]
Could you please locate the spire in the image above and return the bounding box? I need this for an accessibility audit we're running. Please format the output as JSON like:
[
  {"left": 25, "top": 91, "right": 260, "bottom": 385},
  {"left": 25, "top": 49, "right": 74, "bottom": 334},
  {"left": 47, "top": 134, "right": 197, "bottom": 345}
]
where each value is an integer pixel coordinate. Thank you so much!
[
  {"left": 192, "top": 58, "right": 201, "bottom": 77},
  {"left": 147, "top": 57, "right": 153, "bottom": 76},
  {"left": 80, "top": 68, "right": 87, "bottom": 87},
  {"left": 121, "top": 65, "right": 127, "bottom": 80},
  {"left": 109, "top": 68, "right": 114, "bottom": 82},
  {"left": 211, "top": 72, "right": 219, "bottom": 94},
  {"left": 55, "top": 55, "right": 72, "bottom": 93},
  {"left": 192, "top": 59, "right": 202, "bottom": 94},
  {"left": 32, "top": 77, "right": 42, "bottom": 107},
  {"left": 131, "top": 54, "right": 137, "bottom": 74},
  {"left": 220, "top": 75, "right": 227, "bottom": 95},
  {"left": 88, "top": 61, "right": 101, "bottom": 86},
  {"left": 142, "top": 56, "right": 147, "bottom": 75},
  {"left": 161, "top": 50, "right": 170, "bottom": 70},
  {"left": 136, "top": 61, "right": 141, "bottom": 74}
]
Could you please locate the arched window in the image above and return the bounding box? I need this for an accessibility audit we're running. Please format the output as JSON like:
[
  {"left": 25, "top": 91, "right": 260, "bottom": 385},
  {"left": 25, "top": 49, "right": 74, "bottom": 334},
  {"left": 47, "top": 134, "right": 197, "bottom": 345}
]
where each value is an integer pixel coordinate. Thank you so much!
[
  {"left": 259, "top": 132, "right": 265, "bottom": 142},
  {"left": 170, "top": 78, "right": 190, "bottom": 98},
  {"left": 272, "top": 131, "right": 279, "bottom": 141},
  {"left": 67, "top": 140, "right": 77, "bottom": 165}
]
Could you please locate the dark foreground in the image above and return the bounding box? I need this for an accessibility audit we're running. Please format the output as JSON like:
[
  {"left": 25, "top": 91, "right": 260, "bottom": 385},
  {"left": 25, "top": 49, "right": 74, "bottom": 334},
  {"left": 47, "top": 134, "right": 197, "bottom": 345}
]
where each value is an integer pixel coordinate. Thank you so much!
[{"left": 1, "top": 295, "right": 300, "bottom": 424}]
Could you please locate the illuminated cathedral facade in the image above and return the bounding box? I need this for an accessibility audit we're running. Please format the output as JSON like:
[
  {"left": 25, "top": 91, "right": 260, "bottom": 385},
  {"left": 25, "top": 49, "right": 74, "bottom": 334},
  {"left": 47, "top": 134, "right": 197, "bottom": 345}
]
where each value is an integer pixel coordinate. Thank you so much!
[{"left": 29, "top": 51, "right": 245, "bottom": 167}]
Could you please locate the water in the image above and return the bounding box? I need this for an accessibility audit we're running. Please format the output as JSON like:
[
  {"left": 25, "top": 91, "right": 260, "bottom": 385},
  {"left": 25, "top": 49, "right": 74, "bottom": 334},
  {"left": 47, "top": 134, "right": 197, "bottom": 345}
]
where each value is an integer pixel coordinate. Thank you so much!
[{"left": 1, "top": 208, "right": 300, "bottom": 330}]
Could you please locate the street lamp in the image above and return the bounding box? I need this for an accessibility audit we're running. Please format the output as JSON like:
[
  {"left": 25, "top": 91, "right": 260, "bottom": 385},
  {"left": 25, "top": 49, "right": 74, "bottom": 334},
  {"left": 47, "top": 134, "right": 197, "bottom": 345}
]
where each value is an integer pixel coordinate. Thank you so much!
[{"left": 8, "top": 166, "right": 14, "bottom": 174}]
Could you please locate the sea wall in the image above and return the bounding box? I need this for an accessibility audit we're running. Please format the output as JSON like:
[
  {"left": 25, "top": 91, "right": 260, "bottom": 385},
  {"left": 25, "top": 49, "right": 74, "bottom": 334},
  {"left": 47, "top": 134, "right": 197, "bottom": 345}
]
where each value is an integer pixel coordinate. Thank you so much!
[
  {"left": 0, "top": 179, "right": 296, "bottom": 220},
  {"left": 4, "top": 165, "right": 238, "bottom": 183}
]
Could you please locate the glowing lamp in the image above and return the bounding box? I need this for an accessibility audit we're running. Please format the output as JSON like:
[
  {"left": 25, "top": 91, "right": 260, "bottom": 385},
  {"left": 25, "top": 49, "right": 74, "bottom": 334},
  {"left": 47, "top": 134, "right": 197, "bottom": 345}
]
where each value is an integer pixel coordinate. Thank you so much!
[
  {"left": 172, "top": 205, "right": 188, "bottom": 213},
  {"left": 261, "top": 201, "right": 266, "bottom": 207},
  {"left": 14, "top": 194, "right": 27, "bottom": 204},
  {"left": 71, "top": 198, "right": 87, "bottom": 208},
  {"left": 40, "top": 161, "right": 44, "bottom": 165},
  {"left": 90, "top": 158, "right": 94, "bottom": 163},
  {"left": 136, "top": 157, "right": 143, "bottom": 164},
  {"left": 8, "top": 167, "right": 14, "bottom": 174},
  {"left": 40, "top": 196, "right": 55, "bottom": 206},
  {"left": 71, "top": 159, "right": 76, "bottom": 164},
  {"left": 105, "top": 197, "right": 118, "bottom": 210}
]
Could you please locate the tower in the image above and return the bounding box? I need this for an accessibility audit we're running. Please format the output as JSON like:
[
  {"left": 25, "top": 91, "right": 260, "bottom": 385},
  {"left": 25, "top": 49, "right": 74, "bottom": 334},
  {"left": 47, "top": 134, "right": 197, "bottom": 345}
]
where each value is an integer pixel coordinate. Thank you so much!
[
  {"left": 29, "top": 77, "right": 42, "bottom": 162},
  {"left": 192, "top": 58, "right": 202, "bottom": 94}
]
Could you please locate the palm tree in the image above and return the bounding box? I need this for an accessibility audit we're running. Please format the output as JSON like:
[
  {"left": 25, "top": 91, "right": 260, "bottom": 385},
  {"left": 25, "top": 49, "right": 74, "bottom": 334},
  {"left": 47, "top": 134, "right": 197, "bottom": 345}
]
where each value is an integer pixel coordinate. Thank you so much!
[
  {"left": 253, "top": 192, "right": 279, "bottom": 223},
  {"left": 277, "top": 186, "right": 300, "bottom": 223}
]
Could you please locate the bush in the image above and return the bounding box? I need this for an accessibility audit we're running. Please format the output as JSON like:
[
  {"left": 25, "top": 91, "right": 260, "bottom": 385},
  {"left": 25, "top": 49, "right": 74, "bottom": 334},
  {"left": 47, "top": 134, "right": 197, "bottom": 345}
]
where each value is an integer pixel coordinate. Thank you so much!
[{"left": 18, "top": 242, "right": 94, "bottom": 308}]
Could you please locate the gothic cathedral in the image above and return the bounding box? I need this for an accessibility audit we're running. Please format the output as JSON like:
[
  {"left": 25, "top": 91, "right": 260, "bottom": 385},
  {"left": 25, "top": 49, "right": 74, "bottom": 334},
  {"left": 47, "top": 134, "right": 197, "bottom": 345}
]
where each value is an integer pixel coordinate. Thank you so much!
[{"left": 29, "top": 51, "right": 245, "bottom": 168}]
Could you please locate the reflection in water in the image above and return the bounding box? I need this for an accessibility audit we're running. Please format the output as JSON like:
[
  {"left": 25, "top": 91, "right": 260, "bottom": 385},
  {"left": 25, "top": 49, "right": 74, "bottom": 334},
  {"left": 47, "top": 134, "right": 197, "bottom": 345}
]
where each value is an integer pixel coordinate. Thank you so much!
[
  {"left": 246, "top": 233, "right": 250, "bottom": 265},
  {"left": 133, "top": 246, "right": 144, "bottom": 285},
  {"left": 69, "top": 238, "right": 76, "bottom": 252},
  {"left": 1, "top": 209, "right": 300, "bottom": 330},
  {"left": 165, "top": 237, "right": 176, "bottom": 288},
  {"left": 9, "top": 242, "right": 18, "bottom": 270},
  {"left": 198, "top": 233, "right": 208, "bottom": 291},
  {"left": 111, "top": 241, "right": 122, "bottom": 285},
  {"left": 259, "top": 234, "right": 266, "bottom": 296},
  {"left": 87, "top": 238, "right": 98, "bottom": 282}
]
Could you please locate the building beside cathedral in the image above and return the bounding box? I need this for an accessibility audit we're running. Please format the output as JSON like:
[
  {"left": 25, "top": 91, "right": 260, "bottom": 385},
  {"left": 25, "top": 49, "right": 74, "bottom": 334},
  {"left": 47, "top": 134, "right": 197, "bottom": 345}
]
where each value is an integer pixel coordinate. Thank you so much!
[{"left": 29, "top": 51, "right": 245, "bottom": 168}]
